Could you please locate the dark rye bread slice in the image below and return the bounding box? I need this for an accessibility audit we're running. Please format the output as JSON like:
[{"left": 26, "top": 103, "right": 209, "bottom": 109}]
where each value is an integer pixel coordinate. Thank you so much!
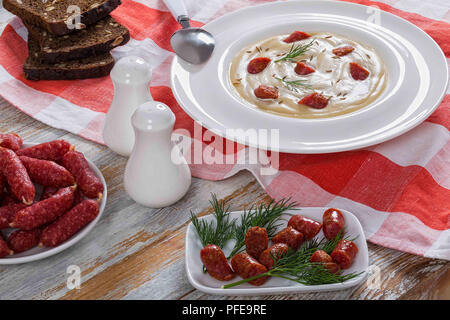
[
  {"left": 25, "top": 16, "right": 130, "bottom": 64},
  {"left": 24, "top": 38, "right": 115, "bottom": 81},
  {"left": 4, "top": 0, "right": 121, "bottom": 36}
]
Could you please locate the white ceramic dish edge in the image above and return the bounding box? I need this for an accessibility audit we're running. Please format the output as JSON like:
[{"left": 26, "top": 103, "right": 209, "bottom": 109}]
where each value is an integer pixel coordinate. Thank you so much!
[
  {"left": 171, "top": 0, "right": 449, "bottom": 154},
  {"left": 185, "top": 207, "right": 369, "bottom": 296}
]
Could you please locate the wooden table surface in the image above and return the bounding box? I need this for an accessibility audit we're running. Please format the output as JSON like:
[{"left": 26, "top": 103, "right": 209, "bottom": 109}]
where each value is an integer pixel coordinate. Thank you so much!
[{"left": 0, "top": 99, "right": 449, "bottom": 300}]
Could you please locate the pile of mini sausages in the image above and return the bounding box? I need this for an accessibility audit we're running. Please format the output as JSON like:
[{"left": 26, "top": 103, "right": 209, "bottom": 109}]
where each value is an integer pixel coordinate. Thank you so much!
[
  {"left": 201, "top": 208, "right": 359, "bottom": 286},
  {"left": 0, "top": 132, "right": 104, "bottom": 258},
  {"left": 249, "top": 31, "right": 370, "bottom": 109}
]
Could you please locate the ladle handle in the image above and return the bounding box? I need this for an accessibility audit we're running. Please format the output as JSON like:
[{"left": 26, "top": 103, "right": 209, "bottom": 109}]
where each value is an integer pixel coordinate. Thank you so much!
[{"left": 163, "top": 0, "right": 188, "bottom": 23}]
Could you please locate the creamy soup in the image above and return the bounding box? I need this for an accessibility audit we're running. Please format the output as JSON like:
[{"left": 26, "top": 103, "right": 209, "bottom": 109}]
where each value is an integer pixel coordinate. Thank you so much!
[{"left": 230, "top": 32, "right": 387, "bottom": 119}]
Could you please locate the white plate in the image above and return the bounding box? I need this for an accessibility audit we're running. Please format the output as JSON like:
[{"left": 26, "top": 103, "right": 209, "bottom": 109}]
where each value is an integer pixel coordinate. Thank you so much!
[
  {"left": 185, "top": 207, "right": 369, "bottom": 295},
  {"left": 171, "top": 0, "right": 448, "bottom": 153},
  {"left": 0, "top": 143, "right": 107, "bottom": 265}
]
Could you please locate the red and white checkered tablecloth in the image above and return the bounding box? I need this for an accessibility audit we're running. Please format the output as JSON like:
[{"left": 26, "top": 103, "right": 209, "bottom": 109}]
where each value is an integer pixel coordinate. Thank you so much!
[{"left": 0, "top": 0, "right": 449, "bottom": 260}]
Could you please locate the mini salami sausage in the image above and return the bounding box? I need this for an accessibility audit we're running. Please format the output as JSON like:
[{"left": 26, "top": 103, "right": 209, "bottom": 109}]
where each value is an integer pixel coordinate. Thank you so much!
[
  {"left": 0, "top": 147, "right": 35, "bottom": 205},
  {"left": 40, "top": 199, "right": 99, "bottom": 247},
  {"left": 247, "top": 57, "right": 271, "bottom": 74},
  {"left": 254, "top": 85, "right": 278, "bottom": 99},
  {"left": 310, "top": 250, "right": 340, "bottom": 274},
  {"left": 288, "top": 215, "right": 322, "bottom": 240},
  {"left": 295, "top": 62, "right": 315, "bottom": 75},
  {"left": 245, "top": 226, "right": 268, "bottom": 259},
  {"left": 258, "top": 243, "right": 289, "bottom": 270},
  {"left": 0, "top": 203, "right": 27, "bottom": 229},
  {"left": 299, "top": 92, "right": 329, "bottom": 109},
  {"left": 272, "top": 226, "right": 304, "bottom": 250},
  {"left": 200, "top": 244, "right": 235, "bottom": 281},
  {"left": 332, "top": 46, "right": 354, "bottom": 56},
  {"left": 0, "top": 133, "right": 22, "bottom": 151},
  {"left": 331, "top": 239, "right": 359, "bottom": 269},
  {"left": 0, "top": 234, "right": 13, "bottom": 257},
  {"left": 16, "top": 140, "right": 72, "bottom": 162},
  {"left": 349, "top": 62, "right": 369, "bottom": 80},
  {"left": 7, "top": 229, "right": 41, "bottom": 253},
  {"left": 12, "top": 186, "right": 75, "bottom": 230},
  {"left": 20, "top": 156, "right": 75, "bottom": 188},
  {"left": 231, "top": 252, "right": 268, "bottom": 286},
  {"left": 283, "top": 31, "right": 311, "bottom": 43},
  {"left": 323, "top": 208, "right": 345, "bottom": 240},
  {"left": 62, "top": 151, "right": 103, "bottom": 199}
]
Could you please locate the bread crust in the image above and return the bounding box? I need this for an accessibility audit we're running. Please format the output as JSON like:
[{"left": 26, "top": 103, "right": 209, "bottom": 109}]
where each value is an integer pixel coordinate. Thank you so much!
[
  {"left": 25, "top": 17, "right": 130, "bottom": 64},
  {"left": 4, "top": 0, "right": 122, "bottom": 36},
  {"left": 24, "top": 38, "right": 115, "bottom": 81}
]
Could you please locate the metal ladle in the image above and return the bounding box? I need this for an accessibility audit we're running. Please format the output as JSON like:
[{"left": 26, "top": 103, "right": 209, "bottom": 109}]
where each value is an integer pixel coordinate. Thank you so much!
[{"left": 163, "top": 0, "right": 215, "bottom": 65}]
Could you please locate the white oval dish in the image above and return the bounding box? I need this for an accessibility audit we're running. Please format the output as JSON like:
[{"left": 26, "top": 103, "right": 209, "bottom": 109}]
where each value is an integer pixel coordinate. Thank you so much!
[
  {"left": 185, "top": 207, "right": 369, "bottom": 295},
  {"left": 171, "top": 0, "right": 448, "bottom": 154},
  {"left": 0, "top": 143, "right": 107, "bottom": 265}
]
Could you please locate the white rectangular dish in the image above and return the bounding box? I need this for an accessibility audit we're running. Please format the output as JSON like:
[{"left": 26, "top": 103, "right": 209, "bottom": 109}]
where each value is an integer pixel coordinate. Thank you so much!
[{"left": 185, "top": 207, "right": 369, "bottom": 295}]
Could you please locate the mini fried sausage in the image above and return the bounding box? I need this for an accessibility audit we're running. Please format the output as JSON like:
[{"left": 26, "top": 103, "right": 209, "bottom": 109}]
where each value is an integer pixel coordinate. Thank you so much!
[
  {"left": 62, "top": 151, "right": 103, "bottom": 199},
  {"left": 231, "top": 252, "right": 268, "bottom": 286},
  {"left": 295, "top": 62, "right": 315, "bottom": 75},
  {"left": 349, "top": 62, "right": 369, "bottom": 80},
  {"left": 288, "top": 215, "right": 322, "bottom": 240},
  {"left": 0, "top": 234, "right": 13, "bottom": 257},
  {"left": 332, "top": 46, "right": 354, "bottom": 56},
  {"left": 0, "top": 203, "right": 27, "bottom": 229},
  {"left": 310, "top": 250, "right": 340, "bottom": 274},
  {"left": 0, "top": 147, "right": 35, "bottom": 205},
  {"left": 0, "top": 133, "right": 22, "bottom": 151},
  {"left": 272, "top": 226, "right": 304, "bottom": 250},
  {"left": 12, "top": 186, "right": 75, "bottom": 230},
  {"left": 247, "top": 57, "right": 271, "bottom": 74},
  {"left": 200, "top": 244, "right": 235, "bottom": 281},
  {"left": 323, "top": 208, "right": 345, "bottom": 240},
  {"left": 254, "top": 85, "right": 278, "bottom": 99},
  {"left": 299, "top": 92, "right": 329, "bottom": 109},
  {"left": 7, "top": 229, "right": 41, "bottom": 253},
  {"left": 16, "top": 140, "right": 72, "bottom": 162},
  {"left": 245, "top": 226, "right": 268, "bottom": 259},
  {"left": 258, "top": 243, "right": 289, "bottom": 270},
  {"left": 283, "top": 31, "right": 311, "bottom": 43},
  {"left": 40, "top": 199, "right": 99, "bottom": 247},
  {"left": 331, "top": 239, "right": 358, "bottom": 269},
  {"left": 20, "top": 156, "right": 75, "bottom": 188}
]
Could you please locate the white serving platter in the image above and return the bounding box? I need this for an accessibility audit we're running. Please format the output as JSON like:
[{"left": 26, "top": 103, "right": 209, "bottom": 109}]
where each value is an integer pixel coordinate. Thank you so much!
[
  {"left": 0, "top": 143, "right": 107, "bottom": 265},
  {"left": 171, "top": 0, "right": 448, "bottom": 154},
  {"left": 185, "top": 207, "right": 369, "bottom": 295}
]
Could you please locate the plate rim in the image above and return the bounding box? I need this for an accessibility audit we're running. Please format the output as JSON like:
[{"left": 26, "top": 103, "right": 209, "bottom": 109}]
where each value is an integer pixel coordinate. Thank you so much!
[
  {"left": 185, "top": 207, "right": 369, "bottom": 296},
  {"left": 170, "top": 0, "right": 449, "bottom": 154},
  {"left": 0, "top": 143, "right": 107, "bottom": 265}
]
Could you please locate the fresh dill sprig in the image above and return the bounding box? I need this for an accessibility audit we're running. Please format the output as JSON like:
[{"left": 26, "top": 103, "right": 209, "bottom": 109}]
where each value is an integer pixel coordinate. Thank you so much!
[
  {"left": 227, "top": 198, "right": 297, "bottom": 259},
  {"left": 222, "top": 232, "right": 363, "bottom": 289},
  {"left": 275, "top": 40, "right": 314, "bottom": 62},
  {"left": 190, "top": 194, "right": 235, "bottom": 249},
  {"left": 274, "top": 76, "right": 312, "bottom": 92}
]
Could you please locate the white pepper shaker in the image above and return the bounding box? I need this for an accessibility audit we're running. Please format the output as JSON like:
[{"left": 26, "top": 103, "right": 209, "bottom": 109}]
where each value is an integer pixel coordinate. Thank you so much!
[
  {"left": 124, "top": 101, "right": 191, "bottom": 208},
  {"left": 103, "top": 56, "right": 152, "bottom": 157}
]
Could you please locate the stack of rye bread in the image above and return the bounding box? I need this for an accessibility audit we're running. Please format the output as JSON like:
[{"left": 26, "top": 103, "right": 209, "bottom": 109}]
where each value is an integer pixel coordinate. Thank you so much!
[{"left": 3, "top": 0, "right": 130, "bottom": 80}]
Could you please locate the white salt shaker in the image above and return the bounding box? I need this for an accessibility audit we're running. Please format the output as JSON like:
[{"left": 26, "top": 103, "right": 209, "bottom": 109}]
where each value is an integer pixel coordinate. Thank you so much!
[
  {"left": 124, "top": 101, "right": 191, "bottom": 208},
  {"left": 103, "top": 56, "right": 153, "bottom": 157}
]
